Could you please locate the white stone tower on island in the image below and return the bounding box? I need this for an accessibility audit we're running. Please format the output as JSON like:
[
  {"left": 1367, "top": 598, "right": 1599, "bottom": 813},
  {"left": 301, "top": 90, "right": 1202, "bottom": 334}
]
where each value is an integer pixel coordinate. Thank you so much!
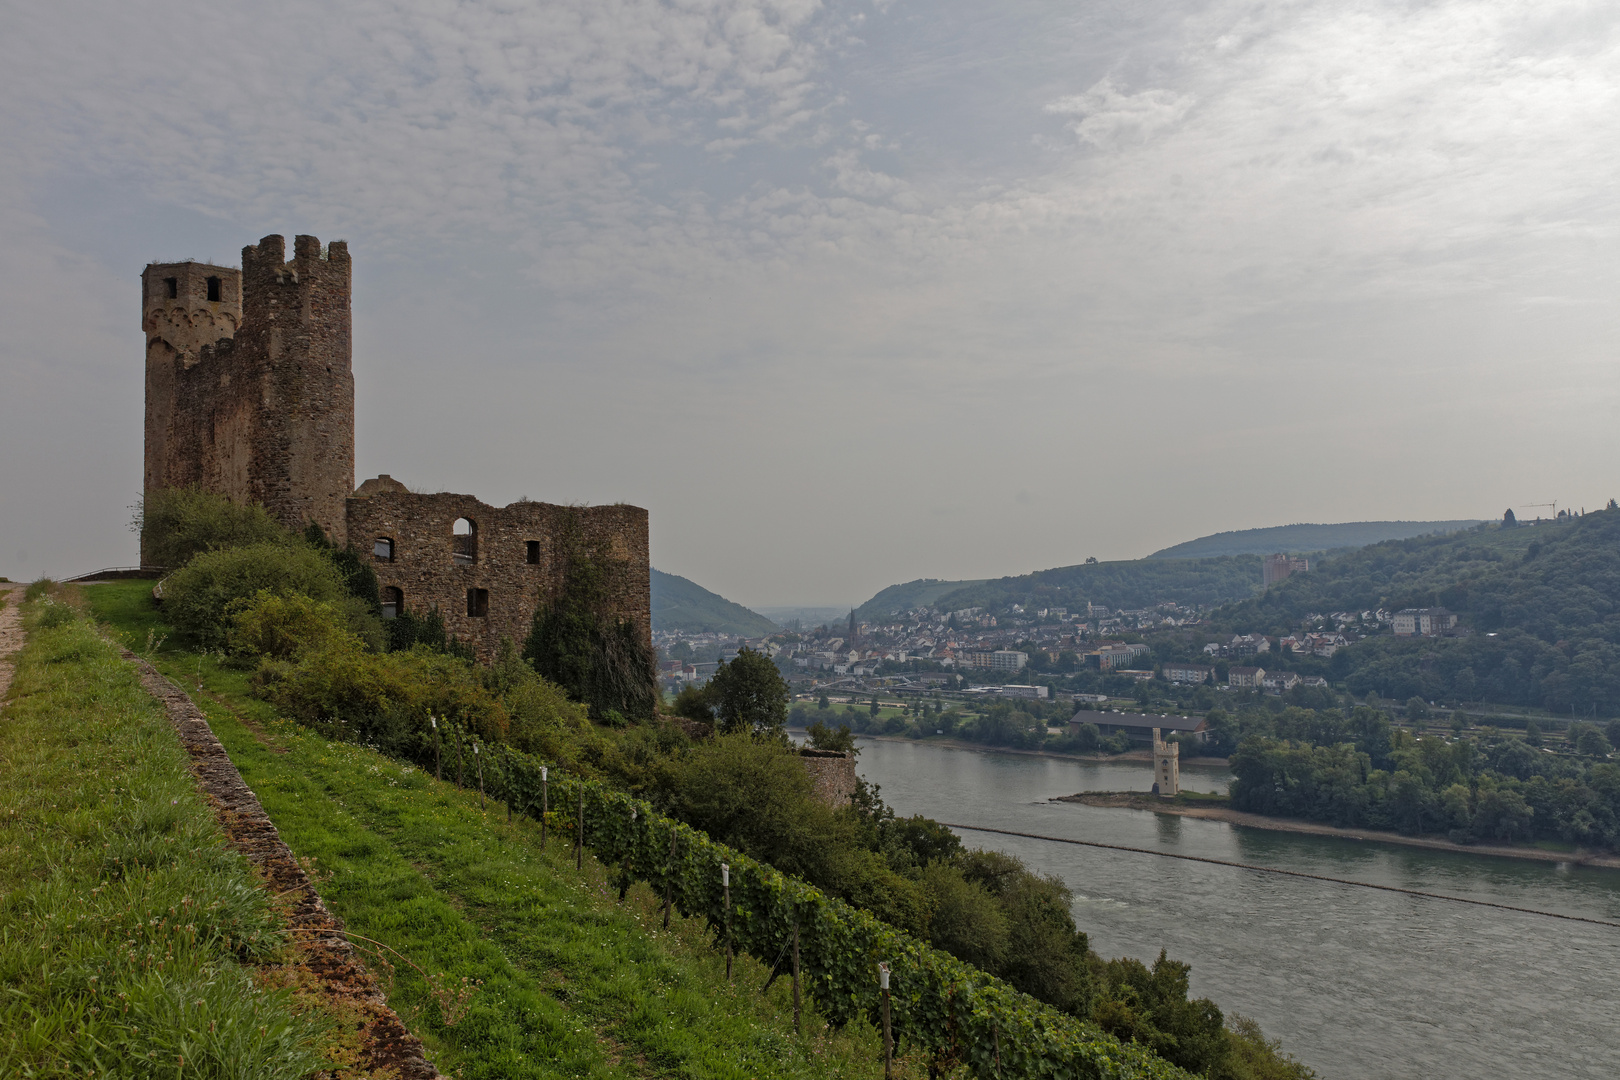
[{"left": 1152, "top": 727, "right": 1180, "bottom": 797}]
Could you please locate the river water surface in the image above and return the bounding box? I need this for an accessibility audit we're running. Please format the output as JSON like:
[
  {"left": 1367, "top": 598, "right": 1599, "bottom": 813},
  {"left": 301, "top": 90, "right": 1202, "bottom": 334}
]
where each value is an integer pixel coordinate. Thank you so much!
[{"left": 847, "top": 736, "right": 1620, "bottom": 1080}]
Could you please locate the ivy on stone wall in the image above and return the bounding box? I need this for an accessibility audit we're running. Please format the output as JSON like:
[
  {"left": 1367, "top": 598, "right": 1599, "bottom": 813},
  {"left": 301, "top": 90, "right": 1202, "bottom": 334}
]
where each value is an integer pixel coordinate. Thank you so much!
[{"left": 523, "top": 550, "right": 655, "bottom": 722}]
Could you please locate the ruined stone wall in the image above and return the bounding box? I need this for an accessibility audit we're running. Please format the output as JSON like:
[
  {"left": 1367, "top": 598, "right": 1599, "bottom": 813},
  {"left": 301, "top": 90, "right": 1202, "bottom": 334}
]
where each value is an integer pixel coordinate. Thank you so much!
[
  {"left": 799, "top": 749, "right": 858, "bottom": 807},
  {"left": 346, "top": 489, "right": 652, "bottom": 664},
  {"left": 142, "top": 261, "right": 243, "bottom": 502},
  {"left": 142, "top": 235, "right": 353, "bottom": 560}
]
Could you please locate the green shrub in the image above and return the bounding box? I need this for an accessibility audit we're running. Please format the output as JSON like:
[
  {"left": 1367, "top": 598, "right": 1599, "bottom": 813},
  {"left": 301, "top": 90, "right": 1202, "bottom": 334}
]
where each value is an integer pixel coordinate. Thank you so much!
[
  {"left": 23, "top": 578, "right": 54, "bottom": 602},
  {"left": 135, "top": 486, "right": 288, "bottom": 568},
  {"left": 163, "top": 542, "right": 347, "bottom": 649},
  {"left": 229, "top": 590, "right": 357, "bottom": 661}
]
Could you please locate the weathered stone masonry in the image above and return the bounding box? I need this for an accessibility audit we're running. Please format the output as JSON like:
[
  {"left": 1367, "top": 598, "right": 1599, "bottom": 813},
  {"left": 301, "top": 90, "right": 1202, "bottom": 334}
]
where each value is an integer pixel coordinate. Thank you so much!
[
  {"left": 142, "top": 235, "right": 354, "bottom": 559},
  {"left": 347, "top": 484, "right": 652, "bottom": 664},
  {"left": 143, "top": 235, "right": 653, "bottom": 668}
]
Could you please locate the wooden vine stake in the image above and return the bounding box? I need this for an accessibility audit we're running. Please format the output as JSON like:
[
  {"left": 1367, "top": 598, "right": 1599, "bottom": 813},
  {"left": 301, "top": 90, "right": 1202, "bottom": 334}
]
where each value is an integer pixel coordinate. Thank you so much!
[
  {"left": 540, "top": 766, "right": 548, "bottom": 850},
  {"left": 576, "top": 783, "right": 584, "bottom": 871},
  {"left": 619, "top": 807, "right": 636, "bottom": 901},
  {"left": 879, "top": 962, "right": 892, "bottom": 1080},
  {"left": 661, "top": 831, "right": 677, "bottom": 929},
  {"left": 722, "top": 862, "right": 732, "bottom": 981},
  {"left": 430, "top": 715, "right": 441, "bottom": 782},
  {"left": 455, "top": 727, "right": 465, "bottom": 788},
  {"left": 791, "top": 919, "right": 801, "bottom": 1034},
  {"left": 475, "top": 742, "right": 485, "bottom": 811}
]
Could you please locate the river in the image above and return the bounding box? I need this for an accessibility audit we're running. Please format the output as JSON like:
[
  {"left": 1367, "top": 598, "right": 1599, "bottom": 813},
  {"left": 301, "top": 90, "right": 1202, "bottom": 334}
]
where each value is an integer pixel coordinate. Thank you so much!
[{"left": 846, "top": 736, "right": 1620, "bottom": 1080}]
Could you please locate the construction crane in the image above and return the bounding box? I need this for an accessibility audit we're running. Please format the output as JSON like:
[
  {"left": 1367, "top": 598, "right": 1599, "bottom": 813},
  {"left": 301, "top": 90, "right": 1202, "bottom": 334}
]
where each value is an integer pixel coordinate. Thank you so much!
[{"left": 1520, "top": 502, "right": 1557, "bottom": 520}]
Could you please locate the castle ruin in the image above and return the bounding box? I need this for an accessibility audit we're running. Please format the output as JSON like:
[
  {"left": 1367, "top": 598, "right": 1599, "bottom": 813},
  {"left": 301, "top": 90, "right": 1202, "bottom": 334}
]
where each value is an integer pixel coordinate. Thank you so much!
[{"left": 142, "top": 235, "right": 652, "bottom": 664}]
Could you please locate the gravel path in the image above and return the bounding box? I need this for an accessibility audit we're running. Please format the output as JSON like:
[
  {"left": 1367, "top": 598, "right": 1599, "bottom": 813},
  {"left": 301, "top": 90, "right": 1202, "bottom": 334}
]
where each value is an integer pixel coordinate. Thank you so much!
[
  {"left": 125, "top": 650, "right": 441, "bottom": 1078},
  {"left": 0, "top": 584, "right": 23, "bottom": 708}
]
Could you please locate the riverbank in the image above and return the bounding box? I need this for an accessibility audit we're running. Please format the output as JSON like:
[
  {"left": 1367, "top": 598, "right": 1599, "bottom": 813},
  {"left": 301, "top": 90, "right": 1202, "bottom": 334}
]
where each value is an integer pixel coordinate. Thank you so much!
[
  {"left": 791, "top": 727, "right": 1231, "bottom": 768},
  {"left": 1057, "top": 792, "right": 1620, "bottom": 869}
]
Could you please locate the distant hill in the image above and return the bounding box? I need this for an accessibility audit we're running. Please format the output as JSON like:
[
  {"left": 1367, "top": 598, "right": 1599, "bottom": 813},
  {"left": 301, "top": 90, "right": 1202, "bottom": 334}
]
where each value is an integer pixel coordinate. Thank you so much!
[
  {"left": 924, "top": 557, "right": 1262, "bottom": 615},
  {"left": 1207, "top": 512, "right": 1620, "bottom": 712},
  {"left": 1150, "top": 520, "right": 1482, "bottom": 559},
  {"left": 649, "top": 569, "right": 779, "bottom": 636},
  {"left": 752, "top": 606, "right": 852, "bottom": 630},
  {"left": 855, "top": 578, "right": 989, "bottom": 620}
]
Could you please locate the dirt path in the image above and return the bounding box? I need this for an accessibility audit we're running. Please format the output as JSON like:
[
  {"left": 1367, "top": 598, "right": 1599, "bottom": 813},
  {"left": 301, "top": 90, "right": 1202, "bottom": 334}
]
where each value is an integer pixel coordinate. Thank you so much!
[
  {"left": 0, "top": 584, "right": 23, "bottom": 707},
  {"left": 124, "top": 649, "right": 440, "bottom": 1078},
  {"left": 1057, "top": 791, "right": 1620, "bottom": 869}
]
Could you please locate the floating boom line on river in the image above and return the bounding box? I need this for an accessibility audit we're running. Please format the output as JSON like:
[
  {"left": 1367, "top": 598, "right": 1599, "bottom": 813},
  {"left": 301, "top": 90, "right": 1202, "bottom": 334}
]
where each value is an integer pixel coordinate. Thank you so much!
[{"left": 939, "top": 824, "right": 1620, "bottom": 930}]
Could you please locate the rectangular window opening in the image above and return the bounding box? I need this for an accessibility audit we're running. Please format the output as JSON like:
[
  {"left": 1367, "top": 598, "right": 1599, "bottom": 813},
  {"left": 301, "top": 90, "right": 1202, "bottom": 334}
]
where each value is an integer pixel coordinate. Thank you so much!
[
  {"left": 525, "top": 540, "right": 540, "bottom": 565},
  {"left": 164, "top": 277, "right": 178, "bottom": 299},
  {"left": 206, "top": 276, "right": 222, "bottom": 302},
  {"left": 373, "top": 537, "right": 394, "bottom": 561},
  {"left": 467, "top": 588, "right": 489, "bottom": 618}
]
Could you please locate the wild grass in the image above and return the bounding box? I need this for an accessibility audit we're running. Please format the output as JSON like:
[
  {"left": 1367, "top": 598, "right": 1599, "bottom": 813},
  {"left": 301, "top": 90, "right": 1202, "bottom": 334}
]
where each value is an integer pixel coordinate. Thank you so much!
[
  {"left": 87, "top": 581, "right": 913, "bottom": 1080},
  {"left": 0, "top": 590, "right": 327, "bottom": 1079}
]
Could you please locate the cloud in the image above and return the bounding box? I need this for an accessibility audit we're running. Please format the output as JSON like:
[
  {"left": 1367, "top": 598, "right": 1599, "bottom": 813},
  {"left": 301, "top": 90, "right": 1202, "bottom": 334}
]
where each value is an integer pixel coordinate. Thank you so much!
[
  {"left": 1044, "top": 78, "right": 1196, "bottom": 149},
  {"left": 3, "top": 0, "right": 1620, "bottom": 601}
]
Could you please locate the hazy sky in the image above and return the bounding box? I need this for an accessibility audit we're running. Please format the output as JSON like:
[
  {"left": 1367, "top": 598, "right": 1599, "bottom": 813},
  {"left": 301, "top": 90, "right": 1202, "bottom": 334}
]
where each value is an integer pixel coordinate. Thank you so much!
[{"left": 3, "top": 0, "right": 1617, "bottom": 607}]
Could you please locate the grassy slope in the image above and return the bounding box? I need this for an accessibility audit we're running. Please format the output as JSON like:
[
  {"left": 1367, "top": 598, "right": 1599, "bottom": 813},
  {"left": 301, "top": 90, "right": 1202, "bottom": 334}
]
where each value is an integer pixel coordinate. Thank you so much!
[
  {"left": 0, "top": 595, "right": 326, "bottom": 1078},
  {"left": 651, "top": 568, "right": 779, "bottom": 637},
  {"left": 88, "top": 582, "right": 900, "bottom": 1080}
]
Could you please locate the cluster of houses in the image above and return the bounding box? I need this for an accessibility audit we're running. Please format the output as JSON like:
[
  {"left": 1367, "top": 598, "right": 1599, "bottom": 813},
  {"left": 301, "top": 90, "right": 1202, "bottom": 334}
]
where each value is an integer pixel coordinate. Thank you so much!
[{"left": 1163, "top": 660, "right": 1328, "bottom": 693}]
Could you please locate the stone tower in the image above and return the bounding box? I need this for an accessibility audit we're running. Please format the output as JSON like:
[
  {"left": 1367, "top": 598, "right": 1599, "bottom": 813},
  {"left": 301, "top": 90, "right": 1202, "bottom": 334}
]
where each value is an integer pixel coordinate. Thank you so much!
[
  {"left": 141, "top": 235, "right": 354, "bottom": 561},
  {"left": 1151, "top": 727, "right": 1181, "bottom": 797}
]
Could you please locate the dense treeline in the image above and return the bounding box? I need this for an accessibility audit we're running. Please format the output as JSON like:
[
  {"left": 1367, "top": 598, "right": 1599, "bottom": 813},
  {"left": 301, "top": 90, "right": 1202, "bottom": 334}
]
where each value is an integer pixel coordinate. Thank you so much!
[
  {"left": 1210, "top": 509, "right": 1620, "bottom": 715},
  {"left": 129, "top": 487, "right": 1311, "bottom": 1079},
  {"left": 791, "top": 698, "right": 1136, "bottom": 755},
  {"left": 1219, "top": 704, "right": 1620, "bottom": 848}
]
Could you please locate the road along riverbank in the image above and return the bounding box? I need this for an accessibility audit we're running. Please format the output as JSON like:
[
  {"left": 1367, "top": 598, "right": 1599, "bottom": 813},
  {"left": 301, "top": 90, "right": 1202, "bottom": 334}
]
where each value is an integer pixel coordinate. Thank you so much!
[{"left": 1057, "top": 791, "right": 1620, "bottom": 869}]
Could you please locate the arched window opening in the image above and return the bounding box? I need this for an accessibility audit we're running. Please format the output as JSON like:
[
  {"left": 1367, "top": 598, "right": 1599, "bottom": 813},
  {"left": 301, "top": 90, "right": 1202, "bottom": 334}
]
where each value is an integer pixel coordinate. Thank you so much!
[
  {"left": 380, "top": 587, "right": 403, "bottom": 620},
  {"left": 373, "top": 537, "right": 394, "bottom": 561},
  {"left": 452, "top": 518, "right": 476, "bottom": 564},
  {"left": 467, "top": 588, "right": 489, "bottom": 618},
  {"left": 206, "top": 276, "right": 222, "bottom": 302}
]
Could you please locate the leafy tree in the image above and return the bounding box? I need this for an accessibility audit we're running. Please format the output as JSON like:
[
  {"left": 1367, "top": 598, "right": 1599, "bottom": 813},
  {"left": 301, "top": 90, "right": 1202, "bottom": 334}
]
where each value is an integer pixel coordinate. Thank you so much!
[
  {"left": 1574, "top": 724, "right": 1612, "bottom": 758},
  {"left": 670, "top": 681, "right": 716, "bottom": 725},
  {"left": 707, "top": 648, "right": 789, "bottom": 738},
  {"left": 134, "top": 485, "right": 287, "bottom": 568},
  {"left": 818, "top": 692, "right": 831, "bottom": 710},
  {"left": 1406, "top": 696, "right": 1430, "bottom": 721},
  {"left": 919, "top": 862, "right": 1008, "bottom": 971},
  {"left": 1524, "top": 719, "right": 1542, "bottom": 747},
  {"left": 806, "top": 719, "right": 856, "bottom": 753},
  {"left": 302, "top": 521, "right": 380, "bottom": 611},
  {"left": 869, "top": 695, "right": 880, "bottom": 716}
]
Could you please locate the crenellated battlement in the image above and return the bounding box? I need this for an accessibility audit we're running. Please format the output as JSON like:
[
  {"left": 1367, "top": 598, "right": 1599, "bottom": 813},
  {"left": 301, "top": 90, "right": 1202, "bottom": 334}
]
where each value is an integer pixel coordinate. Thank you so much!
[{"left": 142, "top": 234, "right": 354, "bottom": 558}]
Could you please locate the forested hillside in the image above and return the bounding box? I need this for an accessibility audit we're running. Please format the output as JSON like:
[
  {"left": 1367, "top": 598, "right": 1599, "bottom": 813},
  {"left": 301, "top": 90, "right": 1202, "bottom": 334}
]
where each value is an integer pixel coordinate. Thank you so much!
[
  {"left": 1216, "top": 510, "right": 1620, "bottom": 715},
  {"left": 854, "top": 577, "right": 989, "bottom": 620},
  {"left": 922, "top": 556, "right": 1263, "bottom": 616},
  {"left": 651, "top": 568, "right": 778, "bottom": 636},
  {"left": 1149, "top": 520, "right": 1481, "bottom": 559}
]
